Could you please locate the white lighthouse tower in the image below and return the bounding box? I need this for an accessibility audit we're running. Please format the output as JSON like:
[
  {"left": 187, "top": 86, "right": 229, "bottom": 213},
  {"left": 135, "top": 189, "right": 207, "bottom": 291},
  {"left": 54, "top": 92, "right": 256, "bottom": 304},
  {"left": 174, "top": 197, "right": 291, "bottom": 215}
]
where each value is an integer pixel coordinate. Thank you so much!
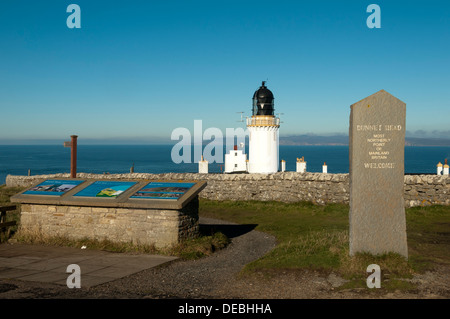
[{"left": 247, "top": 81, "right": 280, "bottom": 173}]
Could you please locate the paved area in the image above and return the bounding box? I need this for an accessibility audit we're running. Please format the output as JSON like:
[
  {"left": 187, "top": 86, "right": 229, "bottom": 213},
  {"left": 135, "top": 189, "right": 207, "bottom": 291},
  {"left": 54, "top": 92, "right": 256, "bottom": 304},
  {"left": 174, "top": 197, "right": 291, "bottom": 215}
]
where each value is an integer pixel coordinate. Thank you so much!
[{"left": 0, "top": 243, "right": 178, "bottom": 288}]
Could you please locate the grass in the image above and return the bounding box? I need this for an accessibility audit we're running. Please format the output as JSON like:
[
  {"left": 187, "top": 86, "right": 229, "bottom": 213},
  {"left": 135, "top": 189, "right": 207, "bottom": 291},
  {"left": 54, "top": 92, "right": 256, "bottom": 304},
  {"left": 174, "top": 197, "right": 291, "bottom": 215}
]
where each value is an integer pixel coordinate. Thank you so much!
[
  {"left": 200, "top": 200, "right": 350, "bottom": 270},
  {"left": 12, "top": 225, "right": 229, "bottom": 260},
  {"left": 0, "top": 185, "right": 23, "bottom": 242},
  {"left": 199, "top": 198, "right": 450, "bottom": 293},
  {"left": 170, "top": 231, "right": 229, "bottom": 259},
  {"left": 405, "top": 205, "right": 450, "bottom": 272}
]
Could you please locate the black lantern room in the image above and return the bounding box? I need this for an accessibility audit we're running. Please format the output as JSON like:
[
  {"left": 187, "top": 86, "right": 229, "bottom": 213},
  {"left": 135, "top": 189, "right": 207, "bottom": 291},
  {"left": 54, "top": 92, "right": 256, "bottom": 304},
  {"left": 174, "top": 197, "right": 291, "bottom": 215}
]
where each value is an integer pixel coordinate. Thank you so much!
[{"left": 252, "top": 81, "right": 275, "bottom": 116}]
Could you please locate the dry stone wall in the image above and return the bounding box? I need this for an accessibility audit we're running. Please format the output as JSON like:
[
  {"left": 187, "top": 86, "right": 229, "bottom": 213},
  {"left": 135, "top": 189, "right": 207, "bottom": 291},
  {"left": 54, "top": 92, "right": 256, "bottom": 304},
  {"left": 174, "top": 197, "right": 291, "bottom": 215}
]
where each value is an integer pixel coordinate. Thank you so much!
[{"left": 6, "top": 172, "right": 449, "bottom": 207}]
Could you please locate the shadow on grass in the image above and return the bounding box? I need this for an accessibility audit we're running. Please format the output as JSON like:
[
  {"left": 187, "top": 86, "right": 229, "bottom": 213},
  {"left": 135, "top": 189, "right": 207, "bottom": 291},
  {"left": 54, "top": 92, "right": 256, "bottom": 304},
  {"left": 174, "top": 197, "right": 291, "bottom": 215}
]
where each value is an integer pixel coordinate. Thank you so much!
[{"left": 199, "top": 223, "right": 258, "bottom": 239}]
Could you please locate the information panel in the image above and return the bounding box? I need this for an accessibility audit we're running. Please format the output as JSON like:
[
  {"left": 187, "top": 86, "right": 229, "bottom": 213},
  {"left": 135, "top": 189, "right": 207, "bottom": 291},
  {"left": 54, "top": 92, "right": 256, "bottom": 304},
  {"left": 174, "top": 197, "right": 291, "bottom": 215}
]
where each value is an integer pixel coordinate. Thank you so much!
[
  {"left": 73, "top": 181, "right": 137, "bottom": 198},
  {"left": 11, "top": 179, "right": 207, "bottom": 210},
  {"left": 23, "top": 179, "right": 85, "bottom": 196},
  {"left": 130, "top": 182, "right": 195, "bottom": 200}
]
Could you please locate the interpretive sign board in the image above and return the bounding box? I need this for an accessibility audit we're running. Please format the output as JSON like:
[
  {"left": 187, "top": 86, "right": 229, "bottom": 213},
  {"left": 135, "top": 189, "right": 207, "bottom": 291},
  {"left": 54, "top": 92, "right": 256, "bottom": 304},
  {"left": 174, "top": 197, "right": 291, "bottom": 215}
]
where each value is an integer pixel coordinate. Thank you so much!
[
  {"left": 73, "top": 181, "right": 137, "bottom": 198},
  {"left": 130, "top": 182, "right": 195, "bottom": 200},
  {"left": 23, "top": 179, "right": 85, "bottom": 196},
  {"left": 11, "top": 179, "right": 207, "bottom": 210},
  {"left": 11, "top": 179, "right": 206, "bottom": 249}
]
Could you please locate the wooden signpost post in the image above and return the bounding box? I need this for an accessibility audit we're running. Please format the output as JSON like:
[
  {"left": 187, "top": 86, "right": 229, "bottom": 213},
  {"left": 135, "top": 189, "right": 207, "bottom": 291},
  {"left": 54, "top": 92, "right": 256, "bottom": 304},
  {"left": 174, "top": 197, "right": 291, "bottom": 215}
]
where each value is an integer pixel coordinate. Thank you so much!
[{"left": 64, "top": 135, "right": 78, "bottom": 178}]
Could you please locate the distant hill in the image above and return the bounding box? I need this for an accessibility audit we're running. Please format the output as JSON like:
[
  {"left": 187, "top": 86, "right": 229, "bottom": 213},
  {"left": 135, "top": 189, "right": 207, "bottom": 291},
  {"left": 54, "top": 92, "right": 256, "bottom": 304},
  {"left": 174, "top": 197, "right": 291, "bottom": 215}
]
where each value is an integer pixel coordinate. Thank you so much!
[
  {"left": 280, "top": 135, "right": 450, "bottom": 146},
  {"left": 1, "top": 135, "right": 449, "bottom": 147},
  {"left": 404, "top": 137, "right": 450, "bottom": 147},
  {"left": 280, "top": 135, "right": 348, "bottom": 146}
]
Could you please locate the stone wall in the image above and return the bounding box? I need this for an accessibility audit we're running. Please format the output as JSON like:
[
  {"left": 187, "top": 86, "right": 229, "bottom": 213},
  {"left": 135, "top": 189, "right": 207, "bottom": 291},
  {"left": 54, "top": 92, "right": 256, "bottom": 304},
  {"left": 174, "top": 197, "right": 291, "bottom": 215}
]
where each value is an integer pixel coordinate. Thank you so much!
[
  {"left": 6, "top": 172, "right": 449, "bottom": 207},
  {"left": 403, "top": 175, "right": 449, "bottom": 207},
  {"left": 19, "top": 197, "right": 199, "bottom": 249}
]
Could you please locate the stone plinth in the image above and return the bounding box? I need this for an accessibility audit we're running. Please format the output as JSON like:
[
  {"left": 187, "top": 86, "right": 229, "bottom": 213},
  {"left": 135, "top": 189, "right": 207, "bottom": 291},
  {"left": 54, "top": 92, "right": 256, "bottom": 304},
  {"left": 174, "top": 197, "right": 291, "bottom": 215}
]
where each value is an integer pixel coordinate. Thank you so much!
[{"left": 19, "top": 197, "right": 199, "bottom": 249}]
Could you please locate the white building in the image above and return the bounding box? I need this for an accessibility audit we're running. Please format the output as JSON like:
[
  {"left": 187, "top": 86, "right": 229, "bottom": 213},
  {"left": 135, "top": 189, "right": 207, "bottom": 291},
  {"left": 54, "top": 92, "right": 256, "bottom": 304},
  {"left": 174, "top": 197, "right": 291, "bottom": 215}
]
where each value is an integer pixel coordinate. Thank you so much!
[
  {"left": 224, "top": 146, "right": 248, "bottom": 173},
  {"left": 247, "top": 81, "right": 280, "bottom": 174}
]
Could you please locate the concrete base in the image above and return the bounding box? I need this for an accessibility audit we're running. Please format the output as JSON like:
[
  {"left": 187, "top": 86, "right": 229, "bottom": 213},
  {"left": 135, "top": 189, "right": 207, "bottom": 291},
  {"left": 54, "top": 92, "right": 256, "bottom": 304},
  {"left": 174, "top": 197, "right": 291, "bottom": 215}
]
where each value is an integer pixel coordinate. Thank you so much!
[{"left": 0, "top": 243, "right": 177, "bottom": 287}]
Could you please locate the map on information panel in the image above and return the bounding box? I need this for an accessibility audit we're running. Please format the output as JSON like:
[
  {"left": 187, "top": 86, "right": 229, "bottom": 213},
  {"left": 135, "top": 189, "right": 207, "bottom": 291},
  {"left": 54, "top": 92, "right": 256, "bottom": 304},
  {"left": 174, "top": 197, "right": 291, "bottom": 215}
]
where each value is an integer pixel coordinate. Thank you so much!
[
  {"left": 73, "top": 181, "right": 137, "bottom": 198},
  {"left": 23, "top": 180, "right": 85, "bottom": 196},
  {"left": 130, "top": 182, "right": 195, "bottom": 200}
]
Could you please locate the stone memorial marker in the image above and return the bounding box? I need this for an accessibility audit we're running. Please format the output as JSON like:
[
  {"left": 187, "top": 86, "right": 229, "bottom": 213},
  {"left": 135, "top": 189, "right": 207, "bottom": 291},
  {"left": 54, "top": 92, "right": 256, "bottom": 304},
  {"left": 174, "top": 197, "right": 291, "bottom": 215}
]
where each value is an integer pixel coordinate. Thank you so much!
[{"left": 349, "top": 90, "right": 408, "bottom": 258}]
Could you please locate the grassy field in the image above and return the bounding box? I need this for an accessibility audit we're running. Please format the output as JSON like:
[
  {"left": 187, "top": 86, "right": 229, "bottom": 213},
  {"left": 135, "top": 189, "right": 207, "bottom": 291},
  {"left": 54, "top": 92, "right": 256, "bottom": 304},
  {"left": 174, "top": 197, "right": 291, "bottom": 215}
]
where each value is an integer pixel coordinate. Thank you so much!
[
  {"left": 1, "top": 185, "right": 449, "bottom": 291},
  {"left": 199, "top": 198, "right": 450, "bottom": 290}
]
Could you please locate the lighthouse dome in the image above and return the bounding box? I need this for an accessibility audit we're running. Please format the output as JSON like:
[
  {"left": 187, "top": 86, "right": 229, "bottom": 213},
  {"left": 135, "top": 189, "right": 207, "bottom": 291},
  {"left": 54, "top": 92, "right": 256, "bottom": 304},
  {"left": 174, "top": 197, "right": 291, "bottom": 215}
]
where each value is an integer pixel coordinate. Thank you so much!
[{"left": 252, "top": 81, "right": 274, "bottom": 116}]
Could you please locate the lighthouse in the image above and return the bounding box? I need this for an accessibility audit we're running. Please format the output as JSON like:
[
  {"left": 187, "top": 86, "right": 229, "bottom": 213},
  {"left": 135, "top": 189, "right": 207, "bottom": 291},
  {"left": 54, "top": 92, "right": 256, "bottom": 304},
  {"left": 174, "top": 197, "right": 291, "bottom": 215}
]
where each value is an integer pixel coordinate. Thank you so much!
[{"left": 247, "top": 81, "right": 280, "bottom": 173}]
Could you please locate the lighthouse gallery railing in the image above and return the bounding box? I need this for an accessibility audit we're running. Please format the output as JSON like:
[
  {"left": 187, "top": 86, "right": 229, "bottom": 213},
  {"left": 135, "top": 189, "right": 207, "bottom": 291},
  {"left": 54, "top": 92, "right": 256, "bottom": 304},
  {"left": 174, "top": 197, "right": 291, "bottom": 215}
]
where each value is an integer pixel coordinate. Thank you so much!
[{"left": 246, "top": 116, "right": 280, "bottom": 127}]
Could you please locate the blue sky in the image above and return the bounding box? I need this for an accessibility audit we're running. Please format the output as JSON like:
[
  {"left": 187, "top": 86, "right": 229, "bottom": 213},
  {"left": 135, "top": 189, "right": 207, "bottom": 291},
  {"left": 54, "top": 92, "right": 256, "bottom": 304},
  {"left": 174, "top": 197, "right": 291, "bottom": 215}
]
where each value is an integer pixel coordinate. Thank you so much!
[{"left": 0, "top": 0, "right": 449, "bottom": 144}]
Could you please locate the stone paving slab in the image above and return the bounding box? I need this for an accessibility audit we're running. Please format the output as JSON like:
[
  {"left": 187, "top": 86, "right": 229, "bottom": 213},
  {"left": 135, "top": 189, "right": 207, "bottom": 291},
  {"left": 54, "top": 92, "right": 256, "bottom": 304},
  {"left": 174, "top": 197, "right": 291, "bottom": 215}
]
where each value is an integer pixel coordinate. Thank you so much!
[{"left": 0, "top": 243, "right": 178, "bottom": 287}]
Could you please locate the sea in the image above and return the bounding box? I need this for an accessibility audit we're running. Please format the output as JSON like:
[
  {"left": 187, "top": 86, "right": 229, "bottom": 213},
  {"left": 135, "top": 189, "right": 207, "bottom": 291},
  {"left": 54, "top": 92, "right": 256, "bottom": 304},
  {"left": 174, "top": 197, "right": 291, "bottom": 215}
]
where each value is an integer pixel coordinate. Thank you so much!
[{"left": 0, "top": 145, "right": 449, "bottom": 185}]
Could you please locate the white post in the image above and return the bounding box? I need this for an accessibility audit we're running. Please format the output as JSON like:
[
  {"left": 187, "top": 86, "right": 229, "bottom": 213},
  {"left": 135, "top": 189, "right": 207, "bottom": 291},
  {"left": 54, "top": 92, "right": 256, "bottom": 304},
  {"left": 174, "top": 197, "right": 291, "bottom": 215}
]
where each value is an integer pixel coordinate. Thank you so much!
[
  {"left": 322, "top": 162, "right": 328, "bottom": 174},
  {"left": 199, "top": 156, "right": 208, "bottom": 174},
  {"left": 444, "top": 160, "right": 449, "bottom": 176},
  {"left": 296, "top": 157, "right": 306, "bottom": 173},
  {"left": 281, "top": 160, "right": 286, "bottom": 172},
  {"left": 437, "top": 162, "right": 443, "bottom": 175}
]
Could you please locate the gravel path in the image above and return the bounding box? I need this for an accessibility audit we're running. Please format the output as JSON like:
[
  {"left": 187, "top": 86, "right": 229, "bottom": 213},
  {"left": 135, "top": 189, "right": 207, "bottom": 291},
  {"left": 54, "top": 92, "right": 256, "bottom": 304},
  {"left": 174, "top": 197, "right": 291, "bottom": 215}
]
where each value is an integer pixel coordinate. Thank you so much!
[
  {"left": 0, "top": 217, "right": 277, "bottom": 298},
  {"left": 93, "top": 217, "right": 278, "bottom": 298}
]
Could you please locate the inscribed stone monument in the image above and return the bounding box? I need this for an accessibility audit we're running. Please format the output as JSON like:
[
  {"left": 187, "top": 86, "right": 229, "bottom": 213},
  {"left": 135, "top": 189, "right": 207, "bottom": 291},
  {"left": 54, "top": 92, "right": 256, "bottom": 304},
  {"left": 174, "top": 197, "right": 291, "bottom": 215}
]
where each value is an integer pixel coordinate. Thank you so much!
[{"left": 349, "top": 90, "right": 408, "bottom": 258}]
